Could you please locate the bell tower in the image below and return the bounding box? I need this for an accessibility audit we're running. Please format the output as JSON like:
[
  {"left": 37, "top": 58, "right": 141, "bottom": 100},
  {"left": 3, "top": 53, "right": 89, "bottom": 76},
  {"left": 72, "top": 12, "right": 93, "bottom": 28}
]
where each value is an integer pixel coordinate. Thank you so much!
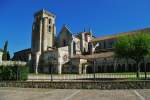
[{"left": 31, "top": 9, "right": 56, "bottom": 74}]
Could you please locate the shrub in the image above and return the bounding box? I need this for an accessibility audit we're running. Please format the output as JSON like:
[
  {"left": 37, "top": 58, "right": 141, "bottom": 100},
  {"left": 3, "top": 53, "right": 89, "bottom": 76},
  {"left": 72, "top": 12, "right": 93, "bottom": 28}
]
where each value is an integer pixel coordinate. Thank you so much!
[
  {"left": 19, "top": 66, "right": 29, "bottom": 80},
  {"left": 0, "top": 65, "right": 29, "bottom": 81}
]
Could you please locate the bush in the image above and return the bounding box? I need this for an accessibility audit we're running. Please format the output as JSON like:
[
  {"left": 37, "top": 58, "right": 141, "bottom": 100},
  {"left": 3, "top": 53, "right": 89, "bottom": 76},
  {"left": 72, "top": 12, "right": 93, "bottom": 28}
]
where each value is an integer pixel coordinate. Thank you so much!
[
  {"left": 0, "top": 65, "right": 29, "bottom": 81},
  {"left": 19, "top": 66, "right": 29, "bottom": 80}
]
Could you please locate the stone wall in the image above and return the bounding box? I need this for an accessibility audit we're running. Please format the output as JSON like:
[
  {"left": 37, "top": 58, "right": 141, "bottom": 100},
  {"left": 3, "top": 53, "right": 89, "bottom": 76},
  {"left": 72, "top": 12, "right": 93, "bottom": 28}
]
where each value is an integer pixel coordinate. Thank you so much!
[
  {"left": 0, "top": 80, "right": 150, "bottom": 89},
  {"left": 0, "top": 61, "right": 26, "bottom": 66}
]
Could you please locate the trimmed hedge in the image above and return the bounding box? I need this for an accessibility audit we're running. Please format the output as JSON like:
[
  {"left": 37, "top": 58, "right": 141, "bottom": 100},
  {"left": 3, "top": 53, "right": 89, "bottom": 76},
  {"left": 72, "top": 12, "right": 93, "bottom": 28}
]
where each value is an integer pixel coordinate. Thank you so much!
[{"left": 0, "top": 66, "right": 29, "bottom": 81}]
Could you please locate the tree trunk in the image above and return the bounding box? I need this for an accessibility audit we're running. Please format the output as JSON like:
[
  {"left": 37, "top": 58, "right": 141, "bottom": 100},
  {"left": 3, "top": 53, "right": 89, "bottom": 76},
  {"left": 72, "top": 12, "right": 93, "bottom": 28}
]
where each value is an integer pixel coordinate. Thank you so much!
[{"left": 136, "top": 62, "right": 140, "bottom": 79}]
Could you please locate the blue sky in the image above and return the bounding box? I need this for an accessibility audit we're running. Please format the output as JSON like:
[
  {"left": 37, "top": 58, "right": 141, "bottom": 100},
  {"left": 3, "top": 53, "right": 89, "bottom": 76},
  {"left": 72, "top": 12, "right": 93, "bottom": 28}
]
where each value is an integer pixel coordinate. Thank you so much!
[{"left": 0, "top": 0, "right": 150, "bottom": 57}]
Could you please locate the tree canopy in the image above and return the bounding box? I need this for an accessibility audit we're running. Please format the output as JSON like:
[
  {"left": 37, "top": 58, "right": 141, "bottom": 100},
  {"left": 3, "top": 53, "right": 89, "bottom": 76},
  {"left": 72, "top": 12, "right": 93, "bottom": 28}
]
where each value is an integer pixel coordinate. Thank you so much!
[
  {"left": 114, "top": 33, "right": 150, "bottom": 78},
  {"left": 114, "top": 35, "right": 130, "bottom": 59},
  {"left": 129, "top": 33, "right": 150, "bottom": 62}
]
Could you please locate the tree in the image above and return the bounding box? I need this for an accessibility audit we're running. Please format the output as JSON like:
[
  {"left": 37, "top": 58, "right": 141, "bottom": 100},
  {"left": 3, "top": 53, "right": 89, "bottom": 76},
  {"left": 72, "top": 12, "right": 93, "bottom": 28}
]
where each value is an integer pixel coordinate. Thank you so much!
[
  {"left": 2, "top": 41, "right": 10, "bottom": 61},
  {"left": 114, "top": 33, "right": 150, "bottom": 79},
  {"left": 113, "top": 35, "right": 131, "bottom": 72},
  {"left": 129, "top": 33, "right": 150, "bottom": 78}
]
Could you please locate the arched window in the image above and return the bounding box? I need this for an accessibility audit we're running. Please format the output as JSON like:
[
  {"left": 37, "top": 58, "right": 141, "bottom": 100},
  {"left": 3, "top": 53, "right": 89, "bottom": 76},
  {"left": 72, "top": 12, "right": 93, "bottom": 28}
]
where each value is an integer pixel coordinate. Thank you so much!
[{"left": 48, "top": 26, "right": 51, "bottom": 32}]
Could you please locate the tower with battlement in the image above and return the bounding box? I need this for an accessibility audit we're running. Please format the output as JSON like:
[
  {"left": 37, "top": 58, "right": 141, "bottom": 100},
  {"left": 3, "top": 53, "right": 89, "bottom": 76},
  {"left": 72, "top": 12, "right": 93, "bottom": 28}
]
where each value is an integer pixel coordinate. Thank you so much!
[{"left": 31, "top": 9, "right": 56, "bottom": 74}]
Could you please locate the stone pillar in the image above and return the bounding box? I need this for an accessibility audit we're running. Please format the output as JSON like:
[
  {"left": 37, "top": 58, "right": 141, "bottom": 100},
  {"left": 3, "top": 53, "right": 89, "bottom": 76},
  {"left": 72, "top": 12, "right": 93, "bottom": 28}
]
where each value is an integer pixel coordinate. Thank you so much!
[
  {"left": 32, "top": 19, "right": 42, "bottom": 74},
  {"left": 39, "top": 19, "right": 42, "bottom": 52},
  {"left": 58, "top": 64, "right": 62, "bottom": 74},
  {"left": 81, "top": 33, "right": 85, "bottom": 52},
  {"left": 42, "top": 17, "right": 48, "bottom": 52},
  {"left": 28, "top": 54, "right": 31, "bottom": 62},
  {"left": 78, "top": 64, "right": 82, "bottom": 74},
  {"left": 82, "top": 65, "right": 87, "bottom": 74},
  {"left": 52, "top": 24, "right": 56, "bottom": 46},
  {"left": 91, "top": 43, "right": 94, "bottom": 54},
  {"left": 69, "top": 41, "right": 73, "bottom": 58},
  {"left": 35, "top": 52, "right": 41, "bottom": 74}
]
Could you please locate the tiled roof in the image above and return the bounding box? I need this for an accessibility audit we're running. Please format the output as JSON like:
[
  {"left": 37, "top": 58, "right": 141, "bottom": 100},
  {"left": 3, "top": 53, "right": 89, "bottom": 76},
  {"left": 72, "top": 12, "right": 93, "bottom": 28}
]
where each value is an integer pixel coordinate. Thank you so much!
[
  {"left": 92, "top": 28, "right": 150, "bottom": 43},
  {"left": 14, "top": 48, "right": 31, "bottom": 54},
  {"left": 72, "top": 52, "right": 114, "bottom": 59}
]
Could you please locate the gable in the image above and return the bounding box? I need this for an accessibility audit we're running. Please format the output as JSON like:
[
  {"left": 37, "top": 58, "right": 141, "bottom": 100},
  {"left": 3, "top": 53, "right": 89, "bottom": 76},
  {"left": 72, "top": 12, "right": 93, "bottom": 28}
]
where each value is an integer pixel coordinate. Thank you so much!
[
  {"left": 57, "top": 26, "right": 73, "bottom": 47},
  {"left": 58, "top": 25, "right": 72, "bottom": 38}
]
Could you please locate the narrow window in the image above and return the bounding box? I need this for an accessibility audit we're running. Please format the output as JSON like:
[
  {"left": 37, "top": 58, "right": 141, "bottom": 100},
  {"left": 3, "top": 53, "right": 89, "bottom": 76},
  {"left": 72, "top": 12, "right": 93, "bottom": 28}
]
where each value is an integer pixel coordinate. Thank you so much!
[
  {"left": 48, "top": 26, "right": 51, "bottom": 32},
  {"left": 73, "top": 42, "right": 76, "bottom": 55},
  {"left": 49, "top": 19, "right": 51, "bottom": 24}
]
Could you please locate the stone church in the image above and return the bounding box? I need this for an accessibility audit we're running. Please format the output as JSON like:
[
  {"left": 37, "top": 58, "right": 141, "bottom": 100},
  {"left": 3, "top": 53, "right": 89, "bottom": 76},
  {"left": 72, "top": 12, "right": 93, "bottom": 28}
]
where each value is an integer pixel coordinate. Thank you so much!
[
  {"left": 30, "top": 9, "right": 94, "bottom": 74},
  {"left": 13, "top": 9, "right": 150, "bottom": 74}
]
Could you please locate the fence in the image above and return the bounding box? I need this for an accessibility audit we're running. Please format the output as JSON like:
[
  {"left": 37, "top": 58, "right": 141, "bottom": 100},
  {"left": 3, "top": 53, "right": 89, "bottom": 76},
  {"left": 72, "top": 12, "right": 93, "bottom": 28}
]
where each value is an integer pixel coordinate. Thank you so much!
[
  {"left": 28, "top": 72, "right": 150, "bottom": 82},
  {"left": 28, "top": 61, "right": 150, "bottom": 81}
]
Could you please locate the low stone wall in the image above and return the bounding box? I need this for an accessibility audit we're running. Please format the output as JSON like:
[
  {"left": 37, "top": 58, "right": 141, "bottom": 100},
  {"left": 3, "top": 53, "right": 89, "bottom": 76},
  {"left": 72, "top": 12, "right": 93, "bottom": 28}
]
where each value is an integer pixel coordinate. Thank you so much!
[
  {"left": 0, "top": 80, "right": 150, "bottom": 89},
  {"left": 0, "top": 61, "right": 26, "bottom": 66}
]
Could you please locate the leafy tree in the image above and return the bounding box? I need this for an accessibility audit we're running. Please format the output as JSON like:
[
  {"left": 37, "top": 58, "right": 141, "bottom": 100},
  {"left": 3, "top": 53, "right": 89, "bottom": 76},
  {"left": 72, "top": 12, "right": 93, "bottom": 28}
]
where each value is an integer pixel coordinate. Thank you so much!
[
  {"left": 129, "top": 33, "right": 150, "bottom": 78},
  {"left": 2, "top": 41, "right": 10, "bottom": 61},
  {"left": 114, "top": 35, "right": 130, "bottom": 72},
  {"left": 114, "top": 33, "right": 150, "bottom": 79}
]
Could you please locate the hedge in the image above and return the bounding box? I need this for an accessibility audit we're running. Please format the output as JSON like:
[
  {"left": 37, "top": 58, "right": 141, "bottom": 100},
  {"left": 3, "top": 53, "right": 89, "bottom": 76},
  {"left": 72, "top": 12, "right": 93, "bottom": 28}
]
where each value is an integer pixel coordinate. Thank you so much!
[{"left": 0, "top": 65, "right": 29, "bottom": 81}]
